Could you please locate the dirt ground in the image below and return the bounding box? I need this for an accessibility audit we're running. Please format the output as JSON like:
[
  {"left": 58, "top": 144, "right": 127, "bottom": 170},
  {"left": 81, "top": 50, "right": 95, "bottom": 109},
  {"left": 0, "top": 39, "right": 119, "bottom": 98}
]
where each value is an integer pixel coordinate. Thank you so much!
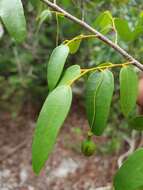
[{"left": 0, "top": 100, "right": 120, "bottom": 190}]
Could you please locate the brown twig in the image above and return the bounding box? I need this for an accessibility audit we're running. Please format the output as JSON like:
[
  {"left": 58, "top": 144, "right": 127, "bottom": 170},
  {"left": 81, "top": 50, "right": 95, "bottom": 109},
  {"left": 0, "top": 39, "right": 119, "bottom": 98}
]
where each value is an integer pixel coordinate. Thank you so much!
[{"left": 41, "top": 0, "right": 143, "bottom": 71}]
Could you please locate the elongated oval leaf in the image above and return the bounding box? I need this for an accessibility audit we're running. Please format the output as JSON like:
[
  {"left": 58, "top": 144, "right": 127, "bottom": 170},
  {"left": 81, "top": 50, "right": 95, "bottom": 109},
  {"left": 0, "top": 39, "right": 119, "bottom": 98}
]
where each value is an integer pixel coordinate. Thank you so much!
[
  {"left": 114, "top": 18, "right": 133, "bottom": 42},
  {"left": 85, "top": 70, "right": 114, "bottom": 136},
  {"left": 47, "top": 45, "right": 69, "bottom": 91},
  {"left": 0, "top": 0, "right": 26, "bottom": 42},
  {"left": 58, "top": 65, "right": 81, "bottom": 86},
  {"left": 67, "top": 38, "right": 82, "bottom": 54},
  {"left": 93, "top": 11, "right": 113, "bottom": 34},
  {"left": 120, "top": 66, "right": 138, "bottom": 117},
  {"left": 32, "top": 85, "right": 72, "bottom": 175},
  {"left": 114, "top": 148, "right": 143, "bottom": 190},
  {"left": 128, "top": 116, "right": 143, "bottom": 131}
]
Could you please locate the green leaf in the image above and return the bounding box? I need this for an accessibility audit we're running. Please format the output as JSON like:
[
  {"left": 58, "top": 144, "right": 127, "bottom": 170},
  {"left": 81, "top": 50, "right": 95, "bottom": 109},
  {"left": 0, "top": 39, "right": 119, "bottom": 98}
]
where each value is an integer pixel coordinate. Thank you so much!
[
  {"left": 0, "top": 0, "right": 27, "bottom": 43},
  {"left": 128, "top": 116, "right": 143, "bottom": 131},
  {"left": 67, "top": 37, "right": 82, "bottom": 54},
  {"left": 32, "top": 85, "right": 72, "bottom": 175},
  {"left": 133, "top": 12, "right": 143, "bottom": 39},
  {"left": 93, "top": 11, "right": 113, "bottom": 34},
  {"left": 47, "top": 45, "right": 69, "bottom": 91},
  {"left": 85, "top": 70, "right": 114, "bottom": 136},
  {"left": 114, "top": 148, "right": 143, "bottom": 190},
  {"left": 37, "top": 9, "right": 52, "bottom": 31},
  {"left": 114, "top": 18, "right": 133, "bottom": 42},
  {"left": 58, "top": 65, "right": 81, "bottom": 86},
  {"left": 120, "top": 66, "right": 138, "bottom": 117}
]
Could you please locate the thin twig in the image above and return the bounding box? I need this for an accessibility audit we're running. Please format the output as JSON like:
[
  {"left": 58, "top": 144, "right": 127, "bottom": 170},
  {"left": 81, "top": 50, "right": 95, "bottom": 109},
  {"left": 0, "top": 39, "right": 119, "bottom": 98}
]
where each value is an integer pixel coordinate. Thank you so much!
[
  {"left": 41, "top": 0, "right": 143, "bottom": 71},
  {"left": 64, "top": 34, "right": 98, "bottom": 45},
  {"left": 69, "top": 62, "right": 129, "bottom": 86},
  {"left": 118, "top": 131, "right": 136, "bottom": 168}
]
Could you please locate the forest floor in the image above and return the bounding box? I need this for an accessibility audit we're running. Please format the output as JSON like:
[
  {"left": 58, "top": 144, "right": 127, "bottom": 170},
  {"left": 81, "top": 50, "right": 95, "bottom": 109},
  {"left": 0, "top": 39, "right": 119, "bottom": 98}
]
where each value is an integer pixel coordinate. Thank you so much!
[{"left": 0, "top": 99, "right": 122, "bottom": 190}]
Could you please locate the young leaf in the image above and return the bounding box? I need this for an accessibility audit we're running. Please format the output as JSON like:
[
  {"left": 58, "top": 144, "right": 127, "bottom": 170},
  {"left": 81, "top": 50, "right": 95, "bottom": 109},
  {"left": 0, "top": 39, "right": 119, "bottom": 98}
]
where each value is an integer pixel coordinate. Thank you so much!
[
  {"left": 67, "top": 38, "right": 82, "bottom": 54},
  {"left": 37, "top": 9, "right": 52, "bottom": 31},
  {"left": 32, "top": 85, "right": 72, "bottom": 175},
  {"left": 120, "top": 66, "right": 138, "bottom": 117},
  {"left": 47, "top": 45, "right": 69, "bottom": 91},
  {"left": 85, "top": 70, "right": 114, "bottom": 136},
  {"left": 128, "top": 116, "right": 143, "bottom": 131},
  {"left": 93, "top": 11, "right": 113, "bottom": 34},
  {"left": 0, "top": 0, "right": 27, "bottom": 43},
  {"left": 58, "top": 65, "right": 81, "bottom": 86},
  {"left": 114, "top": 18, "right": 133, "bottom": 42},
  {"left": 114, "top": 148, "right": 143, "bottom": 190}
]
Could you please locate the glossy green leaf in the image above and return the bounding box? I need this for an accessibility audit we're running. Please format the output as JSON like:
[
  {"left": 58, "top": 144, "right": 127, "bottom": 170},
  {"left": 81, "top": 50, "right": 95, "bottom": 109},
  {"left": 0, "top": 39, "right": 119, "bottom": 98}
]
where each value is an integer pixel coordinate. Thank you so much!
[
  {"left": 58, "top": 65, "right": 81, "bottom": 86},
  {"left": 114, "top": 148, "right": 143, "bottom": 190},
  {"left": 128, "top": 116, "right": 143, "bottom": 131},
  {"left": 114, "top": 18, "right": 133, "bottom": 42},
  {"left": 120, "top": 66, "right": 138, "bottom": 117},
  {"left": 0, "top": 0, "right": 27, "bottom": 42},
  {"left": 47, "top": 45, "right": 69, "bottom": 91},
  {"left": 67, "top": 38, "right": 82, "bottom": 54},
  {"left": 93, "top": 11, "right": 113, "bottom": 34},
  {"left": 32, "top": 85, "right": 72, "bottom": 175},
  {"left": 85, "top": 70, "right": 114, "bottom": 136}
]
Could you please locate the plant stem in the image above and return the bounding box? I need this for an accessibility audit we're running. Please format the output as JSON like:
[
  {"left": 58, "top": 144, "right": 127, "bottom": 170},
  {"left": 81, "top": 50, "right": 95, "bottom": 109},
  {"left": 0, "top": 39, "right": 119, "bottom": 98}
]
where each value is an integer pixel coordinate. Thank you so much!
[
  {"left": 87, "top": 62, "right": 129, "bottom": 72},
  {"left": 64, "top": 34, "right": 98, "bottom": 45},
  {"left": 69, "top": 62, "right": 129, "bottom": 85},
  {"left": 41, "top": 0, "right": 143, "bottom": 71}
]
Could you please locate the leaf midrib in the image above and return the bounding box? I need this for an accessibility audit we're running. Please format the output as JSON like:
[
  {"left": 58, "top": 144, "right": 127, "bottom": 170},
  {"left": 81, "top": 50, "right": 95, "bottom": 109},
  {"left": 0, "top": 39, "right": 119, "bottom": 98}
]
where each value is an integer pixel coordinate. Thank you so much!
[{"left": 91, "top": 72, "right": 104, "bottom": 129}]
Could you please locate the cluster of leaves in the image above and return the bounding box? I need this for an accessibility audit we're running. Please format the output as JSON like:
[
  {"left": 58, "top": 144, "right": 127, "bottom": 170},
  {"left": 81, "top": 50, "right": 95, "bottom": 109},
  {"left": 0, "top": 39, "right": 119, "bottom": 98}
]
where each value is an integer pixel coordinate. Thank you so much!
[
  {"left": 32, "top": 42, "right": 143, "bottom": 190},
  {"left": 1, "top": 0, "right": 143, "bottom": 190},
  {"left": 1, "top": 0, "right": 143, "bottom": 98}
]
